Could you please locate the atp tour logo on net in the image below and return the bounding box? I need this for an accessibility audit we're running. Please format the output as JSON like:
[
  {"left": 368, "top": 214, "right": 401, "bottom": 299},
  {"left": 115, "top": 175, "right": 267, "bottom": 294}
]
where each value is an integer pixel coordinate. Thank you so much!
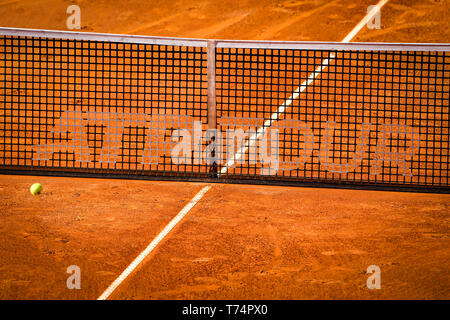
[
  {"left": 31, "top": 111, "right": 280, "bottom": 175},
  {"left": 31, "top": 110, "right": 422, "bottom": 177}
]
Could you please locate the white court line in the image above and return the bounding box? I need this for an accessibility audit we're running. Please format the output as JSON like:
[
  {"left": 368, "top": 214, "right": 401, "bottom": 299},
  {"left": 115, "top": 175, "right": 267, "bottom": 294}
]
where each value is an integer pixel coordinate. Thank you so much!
[
  {"left": 97, "top": 185, "right": 211, "bottom": 300},
  {"left": 97, "top": 0, "right": 389, "bottom": 300},
  {"left": 220, "top": 0, "right": 389, "bottom": 175},
  {"left": 219, "top": 56, "right": 335, "bottom": 174}
]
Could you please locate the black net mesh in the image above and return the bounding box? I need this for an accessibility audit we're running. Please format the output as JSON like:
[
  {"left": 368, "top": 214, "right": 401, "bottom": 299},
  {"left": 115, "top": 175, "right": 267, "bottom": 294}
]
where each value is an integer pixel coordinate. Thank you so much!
[
  {"left": 216, "top": 48, "right": 449, "bottom": 190},
  {"left": 1, "top": 32, "right": 449, "bottom": 192},
  {"left": 0, "top": 35, "right": 211, "bottom": 178}
]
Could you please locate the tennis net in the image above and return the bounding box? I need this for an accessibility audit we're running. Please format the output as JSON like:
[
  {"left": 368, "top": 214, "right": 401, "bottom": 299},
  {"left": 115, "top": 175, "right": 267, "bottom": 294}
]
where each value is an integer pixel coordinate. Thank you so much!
[{"left": 1, "top": 28, "right": 449, "bottom": 192}]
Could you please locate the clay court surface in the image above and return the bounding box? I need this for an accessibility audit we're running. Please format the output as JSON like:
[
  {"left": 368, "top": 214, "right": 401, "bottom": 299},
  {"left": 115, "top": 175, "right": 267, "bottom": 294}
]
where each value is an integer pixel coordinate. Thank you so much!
[{"left": 0, "top": 0, "right": 449, "bottom": 299}]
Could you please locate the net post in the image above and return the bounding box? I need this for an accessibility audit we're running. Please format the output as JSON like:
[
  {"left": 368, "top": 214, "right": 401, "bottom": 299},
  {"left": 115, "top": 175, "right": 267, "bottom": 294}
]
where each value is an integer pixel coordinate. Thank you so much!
[{"left": 207, "top": 40, "right": 218, "bottom": 177}]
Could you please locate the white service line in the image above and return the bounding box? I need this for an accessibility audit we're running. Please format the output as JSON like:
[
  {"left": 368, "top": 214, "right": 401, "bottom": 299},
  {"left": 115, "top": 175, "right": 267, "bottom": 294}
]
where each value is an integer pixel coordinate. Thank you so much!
[
  {"left": 97, "top": 0, "right": 389, "bottom": 300},
  {"left": 97, "top": 185, "right": 211, "bottom": 300},
  {"left": 219, "top": 0, "right": 389, "bottom": 175},
  {"left": 219, "top": 55, "right": 335, "bottom": 174}
]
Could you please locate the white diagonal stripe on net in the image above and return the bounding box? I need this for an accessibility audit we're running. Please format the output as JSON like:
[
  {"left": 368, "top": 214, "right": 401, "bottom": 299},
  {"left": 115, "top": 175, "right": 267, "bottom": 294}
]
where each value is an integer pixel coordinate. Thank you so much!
[
  {"left": 220, "top": 0, "right": 389, "bottom": 175},
  {"left": 219, "top": 56, "right": 335, "bottom": 175}
]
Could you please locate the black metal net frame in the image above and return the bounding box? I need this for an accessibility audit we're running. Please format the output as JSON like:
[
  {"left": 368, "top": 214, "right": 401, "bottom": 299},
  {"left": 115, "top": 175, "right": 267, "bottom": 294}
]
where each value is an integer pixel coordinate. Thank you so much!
[{"left": 0, "top": 28, "right": 449, "bottom": 193}]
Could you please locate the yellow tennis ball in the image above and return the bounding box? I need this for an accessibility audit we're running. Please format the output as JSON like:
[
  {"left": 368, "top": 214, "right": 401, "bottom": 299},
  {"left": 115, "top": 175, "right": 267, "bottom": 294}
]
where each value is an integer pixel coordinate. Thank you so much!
[{"left": 30, "top": 183, "right": 43, "bottom": 195}]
